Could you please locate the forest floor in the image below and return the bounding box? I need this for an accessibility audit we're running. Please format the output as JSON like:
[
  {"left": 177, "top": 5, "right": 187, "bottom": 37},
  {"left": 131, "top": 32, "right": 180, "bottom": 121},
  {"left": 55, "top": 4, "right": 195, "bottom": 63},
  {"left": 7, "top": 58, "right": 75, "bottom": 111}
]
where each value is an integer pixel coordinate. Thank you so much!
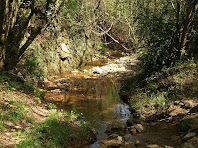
[{"left": 0, "top": 78, "right": 95, "bottom": 147}]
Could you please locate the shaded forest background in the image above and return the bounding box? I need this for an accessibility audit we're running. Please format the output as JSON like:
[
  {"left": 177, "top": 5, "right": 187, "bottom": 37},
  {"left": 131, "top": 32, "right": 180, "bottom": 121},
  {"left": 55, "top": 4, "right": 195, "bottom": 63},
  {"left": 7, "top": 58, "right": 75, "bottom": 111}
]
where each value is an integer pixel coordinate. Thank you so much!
[{"left": 0, "top": 0, "right": 198, "bottom": 84}]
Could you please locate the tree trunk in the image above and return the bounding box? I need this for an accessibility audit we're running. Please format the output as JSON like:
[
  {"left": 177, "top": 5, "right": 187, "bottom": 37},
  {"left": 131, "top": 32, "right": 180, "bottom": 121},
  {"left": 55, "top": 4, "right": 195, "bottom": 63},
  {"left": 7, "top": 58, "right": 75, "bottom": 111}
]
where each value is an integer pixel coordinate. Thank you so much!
[
  {"left": 0, "top": 0, "right": 6, "bottom": 45},
  {"left": 180, "top": 0, "right": 198, "bottom": 51}
]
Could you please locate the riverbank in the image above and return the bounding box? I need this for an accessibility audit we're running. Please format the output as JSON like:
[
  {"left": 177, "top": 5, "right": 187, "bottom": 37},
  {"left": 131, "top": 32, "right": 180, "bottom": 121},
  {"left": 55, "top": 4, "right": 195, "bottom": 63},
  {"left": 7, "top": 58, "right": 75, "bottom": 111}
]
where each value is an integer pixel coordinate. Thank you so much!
[
  {"left": 1, "top": 55, "right": 197, "bottom": 148},
  {"left": 0, "top": 75, "right": 95, "bottom": 147},
  {"left": 120, "top": 59, "right": 198, "bottom": 147}
]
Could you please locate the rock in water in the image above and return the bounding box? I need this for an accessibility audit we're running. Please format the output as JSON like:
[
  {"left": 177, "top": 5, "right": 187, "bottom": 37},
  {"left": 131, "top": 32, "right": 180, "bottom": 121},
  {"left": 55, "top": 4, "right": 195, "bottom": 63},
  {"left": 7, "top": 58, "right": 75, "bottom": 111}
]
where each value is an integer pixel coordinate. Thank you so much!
[
  {"left": 146, "top": 144, "right": 162, "bottom": 148},
  {"left": 105, "top": 123, "right": 126, "bottom": 135},
  {"left": 130, "top": 126, "right": 137, "bottom": 135},
  {"left": 134, "top": 124, "right": 144, "bottom": 133},
  {"left": 183, "top": 132, "right": 196, "bottom": 141},
  {"left": 135, "top": 140, "right": 140, "bottom": 146},
  {"left": 100, "top": 134, "right": 124, "bottom": 147}
]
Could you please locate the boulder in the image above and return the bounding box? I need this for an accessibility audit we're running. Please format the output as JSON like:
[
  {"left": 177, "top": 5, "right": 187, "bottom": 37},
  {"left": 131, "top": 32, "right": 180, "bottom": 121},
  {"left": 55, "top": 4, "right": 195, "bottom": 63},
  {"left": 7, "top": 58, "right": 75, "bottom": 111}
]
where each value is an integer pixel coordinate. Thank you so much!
[{"left": 45, "top": 82, "right": 57, "bottom": 90}]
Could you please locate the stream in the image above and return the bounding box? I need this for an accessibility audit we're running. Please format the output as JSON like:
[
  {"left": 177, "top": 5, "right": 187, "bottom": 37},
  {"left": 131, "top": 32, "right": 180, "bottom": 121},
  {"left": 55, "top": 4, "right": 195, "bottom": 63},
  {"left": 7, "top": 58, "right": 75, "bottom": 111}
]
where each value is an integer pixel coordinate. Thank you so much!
[
  {"left": 45, "top": 73, "right": 133, "bottom": 147},
  {"left": 44, "top": 57, "right": 181, "bottom": 148}
]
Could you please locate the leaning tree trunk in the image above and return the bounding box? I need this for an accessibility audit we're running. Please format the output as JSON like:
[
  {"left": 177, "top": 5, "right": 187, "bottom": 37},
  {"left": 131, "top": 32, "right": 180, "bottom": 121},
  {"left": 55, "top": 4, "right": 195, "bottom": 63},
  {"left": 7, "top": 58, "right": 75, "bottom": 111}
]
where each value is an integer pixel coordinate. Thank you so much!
[{"left": 0, "top": 0, "right": 64, "bottom": 71}]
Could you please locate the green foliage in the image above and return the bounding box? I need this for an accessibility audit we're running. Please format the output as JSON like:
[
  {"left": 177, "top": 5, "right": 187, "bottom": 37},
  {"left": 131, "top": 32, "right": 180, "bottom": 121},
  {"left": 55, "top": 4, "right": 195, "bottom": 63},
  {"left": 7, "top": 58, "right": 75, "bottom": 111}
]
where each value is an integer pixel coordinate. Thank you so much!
[
  {"left": 97, "top": 43, "right": 111, "bottom": 56},
  {"left": 17, "top": 109, "right": 91, "bottom": 148},
  {"left": 131, "top": 1, "right": 198, "bottom": 74},
  {"left": 17, "top": 118, "right": 70, "bottom": 148},
  {"left": 0, "top": 72, "right": 45, "bottom": 99},
  {"left": 24, "top": 45, "right": 47, "bottom": 79},
  {"left": 47, "top": 103, "right": 57, "bottom": 109},
  {"left": 127, "top": 59, "right": 197, "bottom": 115},
  {"left": 5, "top": 81, "right": 21, "bottom": 91},
  {"left": 180, "top": 115, "right": 191, "bottom": 132},
  {"left": 130, "top": 98, "right": 145, "bottom": 112},
  {"left": 0, "top": 74, "right": 10, "bottom": 82},
  {"left": 130, "top": 92, "right": 167, "bottom": 114},
  {"left": 0, "top": 121, "right": 4, "bottom": 131},
  {"left": 0, "top": 98, "right": 31, "bottom": 123}
]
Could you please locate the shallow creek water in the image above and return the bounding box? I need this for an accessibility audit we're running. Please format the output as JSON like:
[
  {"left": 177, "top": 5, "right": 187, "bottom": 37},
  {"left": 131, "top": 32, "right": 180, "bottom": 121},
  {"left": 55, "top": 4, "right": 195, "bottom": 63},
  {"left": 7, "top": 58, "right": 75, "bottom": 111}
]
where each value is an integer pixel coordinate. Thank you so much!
[
  {"left": 44, "top": 60, "right": 181, "bottom": 148},
  {"left": 45, "top": 73, "right": 132, "bottom": 147}
]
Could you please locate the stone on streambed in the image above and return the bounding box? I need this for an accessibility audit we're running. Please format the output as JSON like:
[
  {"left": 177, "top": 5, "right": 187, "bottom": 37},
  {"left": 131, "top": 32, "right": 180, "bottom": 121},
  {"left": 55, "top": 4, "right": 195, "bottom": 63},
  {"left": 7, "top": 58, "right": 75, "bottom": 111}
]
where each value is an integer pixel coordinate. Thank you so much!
[
  {"left": 134, "top": 124, "right": 144, "bottom": 133},
  {"left": 99, "top": 144, "right": 107, "bottom": 148},
  {"left": 181, "top": 137, "right": 198, "bottom": 148},
  {"left": 50, "top": 89, "right": 61, "bottom": 93},
  {"left": 92, "top": 67, "right": 104, "bottom": 74},
  {"left": 183, "top": 132, "right": 196, "bottom": 141},
  {"left": 135, "top": 140, "right": 141, "bottom": 146},
  {"left": 105, "top": 123, "right": 126, "bottom": 135},
  {"left": 45, "top": 82, "right": 58, "bottom": 90},
  {"left": 182, "top": 100, "right": 194, "bottom": 109},
  {"left": 164, "top": 146, "right": 174, "bottom": 148},
  {"left": 100, "top": 134, "right": 124, "bottom": 147},
  {"left": 130, "top": 126, "right": 137, "bottom": 135},
  {"left": 124, "top": 141, "right": 133, "bottom": 147},
  {"left": 124, "top": 134, "right": 131, "bottom": 141},
  {"left": 146, "top": 144, "right": 162, "bottom": 148},
  {"left": 54, "top": 78, "right": 71, "bottom": 84}
]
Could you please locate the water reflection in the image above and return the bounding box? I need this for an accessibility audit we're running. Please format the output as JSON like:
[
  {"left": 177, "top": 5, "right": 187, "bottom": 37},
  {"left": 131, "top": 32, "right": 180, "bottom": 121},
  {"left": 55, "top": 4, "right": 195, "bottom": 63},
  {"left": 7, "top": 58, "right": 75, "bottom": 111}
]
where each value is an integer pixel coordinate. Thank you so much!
[{"left": 45, "top": 75, "right": 132, "bottom": 147}]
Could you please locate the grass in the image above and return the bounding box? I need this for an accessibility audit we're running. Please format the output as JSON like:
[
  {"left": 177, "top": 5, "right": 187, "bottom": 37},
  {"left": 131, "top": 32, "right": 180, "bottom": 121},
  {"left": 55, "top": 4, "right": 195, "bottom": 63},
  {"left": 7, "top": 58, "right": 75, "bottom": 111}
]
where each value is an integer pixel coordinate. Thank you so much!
[
  {"left": 0, "top": 95, "right": 92, "bottom": 147},
  {"left": 0, "top": 121, "right": 4, "bottom": 131},
  {"left": 123, "top": 59, "right": 198, "bottom": 117},
  {"left": 130, "top": 92, "right": 168, "bottom": 114},
  {"left": 0, "top": 72, "right": 45, "bottom": 99},
  {"left": 179, "top": 115, "right": 191, "bottom": 132},
  {"left": 16, "top": 109, "right": 91, "bottom": 148},
  {"left": 0, "top": 97, "right": 31, "bottom": 124},
  {"left": 17, "top": 118, "right": 70, "bottom": 148},
  {"left": 0, "top": 73, "right": 93, "bottom": 147}
]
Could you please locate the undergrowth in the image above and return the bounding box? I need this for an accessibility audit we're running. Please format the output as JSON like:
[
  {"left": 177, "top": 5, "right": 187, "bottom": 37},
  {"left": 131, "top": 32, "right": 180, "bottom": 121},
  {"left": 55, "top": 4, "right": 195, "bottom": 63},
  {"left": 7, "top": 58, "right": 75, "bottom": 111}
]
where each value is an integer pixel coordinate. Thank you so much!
[
  {"left": 16, "top": 109, "right": 91, "bottom": 148},
  {"left": 0, "top": 73, "right": 45, "bottom": 99},
  {"left": 0, "top": 97, "right": 31, "bottom": 125},
  {"left": 0, "top": 72, "right": 93, "bottom": 147},
  {"left": 123, "top": 59, "right": 198, "bottom": 116}
]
